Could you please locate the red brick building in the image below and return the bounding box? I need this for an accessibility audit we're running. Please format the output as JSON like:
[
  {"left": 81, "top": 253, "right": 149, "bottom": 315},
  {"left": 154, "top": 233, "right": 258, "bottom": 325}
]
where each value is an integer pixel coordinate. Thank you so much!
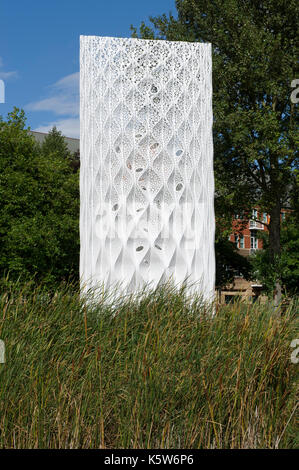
[
  {"left": 228, "top": 208, "right": 287, "bottom": 256},
  {"left": 220, "top": 209, "right": 288, "bottom": 303},
  {"left": 229, "top": 209, "right": 269, "bottom": 256}
]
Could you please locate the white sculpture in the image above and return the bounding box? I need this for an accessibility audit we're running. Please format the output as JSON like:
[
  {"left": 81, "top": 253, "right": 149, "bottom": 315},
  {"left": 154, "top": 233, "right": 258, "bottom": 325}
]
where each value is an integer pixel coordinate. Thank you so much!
[{"left": 80, "top": 35, "right": 215, "bottom": 302}]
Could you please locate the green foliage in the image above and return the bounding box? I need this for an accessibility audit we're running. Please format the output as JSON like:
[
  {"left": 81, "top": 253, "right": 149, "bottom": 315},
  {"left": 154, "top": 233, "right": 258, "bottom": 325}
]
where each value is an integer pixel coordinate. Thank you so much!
[
  {"left": 215, "top": 237, "right": 252, "bottom": 288},
  {"left": 0, "top": 280, "right": 298, "bottom": 448},
  {"left": 252, "top": 214, "right": 299, "bottom": 296},
  {"left": 0, "top": 108, "right": 79, "bottom": 286},
  {"left": 41, "top": 125, "right": 71, "bottom": 160}
]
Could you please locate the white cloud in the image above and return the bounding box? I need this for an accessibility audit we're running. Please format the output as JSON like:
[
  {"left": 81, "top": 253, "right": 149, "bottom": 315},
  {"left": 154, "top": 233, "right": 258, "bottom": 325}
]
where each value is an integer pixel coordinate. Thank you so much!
[
  {"left": 26, "top": 72, "right": 79, "bottom": 116},
  {"left": 34, "top": 118, "right": 79, "bottom": 139},
  {"left": 27, "top": 95, "right": 78, "bottom": 116},
  {"left": 53, "top": 72, "right": 79, "bottom": 90},
  {"left": 27, "top": 72, "right": 79, "bottom": 138},
  {"left": 0, "top": 57, "right": 18, "bottom": 80},
  {"left": 0, "top": 71, "right": 18, "bottom": 80}
]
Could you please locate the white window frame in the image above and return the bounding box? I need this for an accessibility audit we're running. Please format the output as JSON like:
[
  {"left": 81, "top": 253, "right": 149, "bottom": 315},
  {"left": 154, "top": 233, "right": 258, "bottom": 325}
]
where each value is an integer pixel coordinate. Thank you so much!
[
  {"left": 239, "top": 235, "right": 244, "bottom": 249},
  {"left": 250, "top": 230, "right": 257, "bottom": 249}
]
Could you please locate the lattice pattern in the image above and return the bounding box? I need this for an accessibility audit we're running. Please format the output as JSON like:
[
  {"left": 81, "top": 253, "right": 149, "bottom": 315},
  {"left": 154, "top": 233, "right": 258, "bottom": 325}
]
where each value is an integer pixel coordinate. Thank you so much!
[{"left": 80, "top": 36, "right": 215, "bottom": 301}]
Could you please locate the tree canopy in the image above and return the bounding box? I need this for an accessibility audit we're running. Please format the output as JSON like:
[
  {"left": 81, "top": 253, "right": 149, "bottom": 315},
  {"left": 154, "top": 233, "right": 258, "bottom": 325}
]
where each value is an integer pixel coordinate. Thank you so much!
[
  {"left": 252, "top": 213, "right": 299, "bottom": 296},
  {"left": 0, "top": 108, "right": 79, "bottom": 287}
]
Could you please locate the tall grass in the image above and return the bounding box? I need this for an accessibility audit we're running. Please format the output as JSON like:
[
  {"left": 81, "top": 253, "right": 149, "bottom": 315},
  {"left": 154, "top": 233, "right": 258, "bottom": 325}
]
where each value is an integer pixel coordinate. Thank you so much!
[{"left": 0, "top": 279, "right": 298, "bottom": 448}]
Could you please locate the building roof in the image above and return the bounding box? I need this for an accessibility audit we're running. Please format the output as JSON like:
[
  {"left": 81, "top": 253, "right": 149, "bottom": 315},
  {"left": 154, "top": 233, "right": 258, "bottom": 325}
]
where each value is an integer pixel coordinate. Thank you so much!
[{"left": 29, "top": 130, "right": 80, "bottom": 154}]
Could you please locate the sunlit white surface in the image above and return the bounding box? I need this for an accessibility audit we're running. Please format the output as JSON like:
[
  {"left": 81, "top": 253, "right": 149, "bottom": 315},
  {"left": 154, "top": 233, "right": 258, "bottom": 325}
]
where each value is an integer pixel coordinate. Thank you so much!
[{"left": 80, "top": 36, "right": 214, "bottom": 302}]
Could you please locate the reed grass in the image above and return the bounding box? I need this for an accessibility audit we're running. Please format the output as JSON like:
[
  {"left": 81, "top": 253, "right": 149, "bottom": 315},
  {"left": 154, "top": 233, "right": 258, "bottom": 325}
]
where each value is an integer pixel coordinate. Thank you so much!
[{"left": 0, "top": 278, "right": 298, "bottom": 448}]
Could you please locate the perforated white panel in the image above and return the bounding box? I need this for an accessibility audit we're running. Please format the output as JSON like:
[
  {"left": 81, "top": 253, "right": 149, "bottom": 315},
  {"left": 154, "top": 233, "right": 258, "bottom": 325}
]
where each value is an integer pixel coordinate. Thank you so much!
[{"left": 80, "top": 36, "right": 215, "bottom": 301}]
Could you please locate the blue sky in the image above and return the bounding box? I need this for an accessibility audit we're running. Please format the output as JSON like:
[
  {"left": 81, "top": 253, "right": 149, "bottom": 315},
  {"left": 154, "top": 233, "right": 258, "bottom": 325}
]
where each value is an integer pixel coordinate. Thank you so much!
[{"left": 0, "top": 0, "right": 176, "bottom": 137}]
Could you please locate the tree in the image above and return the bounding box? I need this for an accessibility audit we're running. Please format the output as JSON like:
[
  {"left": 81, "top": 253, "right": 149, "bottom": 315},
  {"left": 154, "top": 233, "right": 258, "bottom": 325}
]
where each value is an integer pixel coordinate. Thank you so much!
[
  {"left": 42, "top": 126, "right": 80, "bottom": 173},
  {"left": 215, "top": 237, "right": 252, "bottom": 290},
  {"left": 133, "top": 0, "right": 299, "bottom": 306},
  {"left": 0, "top": 108, "right": 79, "bottom": 286},
  {"left": 41, "top": 126, "right": 71, "bottom": 160},
  {"left": 252, "top": 213, "right": 299, "bottom": 297}
]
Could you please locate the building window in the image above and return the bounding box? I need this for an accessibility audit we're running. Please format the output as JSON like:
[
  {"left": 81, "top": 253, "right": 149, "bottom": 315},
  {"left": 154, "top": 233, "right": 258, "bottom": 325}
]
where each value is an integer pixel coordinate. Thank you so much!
[
  {"left": 235, "top": 211, "right": 244, "bottom": 220},
  {"left": 263, "top": 212, "right": 267, "bottom": 223},
  {"left": 234, "top": 234, "right": 244, "bottom": 249},
  {"left": 251, "top": 230, "right": 257, "bottom": 249},
  {"left": 239, "top": 235, "right": 244, "bottom": 248},
  {"left": 282, "top": 212, "right": 286, "bottom": 221},
  {"left": 252, "top": 209, "right": 258, "bottom": 219}
]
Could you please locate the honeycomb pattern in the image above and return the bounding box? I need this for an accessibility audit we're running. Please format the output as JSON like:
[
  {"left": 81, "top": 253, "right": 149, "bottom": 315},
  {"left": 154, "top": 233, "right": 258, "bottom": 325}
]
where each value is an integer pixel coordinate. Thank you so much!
[{"left": 80, "top": 36, "right": 215, "bottom": 301}]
